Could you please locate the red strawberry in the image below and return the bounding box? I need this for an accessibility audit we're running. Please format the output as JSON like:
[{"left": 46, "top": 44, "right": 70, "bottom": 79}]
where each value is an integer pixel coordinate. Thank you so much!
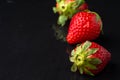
[
  {"left": 66, "top": 11, "right": 102, "bottom": 44},
  {"left": 78, "top": 2, "right": 88, "bottom": 11},
  {"left": 70, "top": 41, "right": 111, "bottom": 76},
  {"left": 53, "top": 0, "right": 86, "bottom": 26}
]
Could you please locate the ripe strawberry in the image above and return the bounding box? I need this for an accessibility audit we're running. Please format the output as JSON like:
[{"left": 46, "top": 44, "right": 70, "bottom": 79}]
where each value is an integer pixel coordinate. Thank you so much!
[
  {"left": 78, "top": 2, "right": 88, "bottom": 11},
  {"left": 66, "top": 11, "right": 102, "bottom": 44},
  {"left": 53, "top": 0, "right": 87, "bottom": 26},
  {"left": 70, "top": 41, "right": 111, "bottom": 76}
]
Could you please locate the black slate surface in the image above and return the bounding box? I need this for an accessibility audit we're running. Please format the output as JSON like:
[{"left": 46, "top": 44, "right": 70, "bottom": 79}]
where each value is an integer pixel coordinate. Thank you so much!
[{"left": 0, "top": 0, "right": 120, "bottom": 80}]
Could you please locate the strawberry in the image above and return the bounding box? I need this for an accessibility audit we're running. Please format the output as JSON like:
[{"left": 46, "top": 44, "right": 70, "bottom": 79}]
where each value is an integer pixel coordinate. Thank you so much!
[
  {"left": 53, "top": 0, "right": 87, "bottom": 26},
  {"left": 66, "top": 11, "right": 102, "bottom": 44},
  {"left": 70, "top": 41, "right": 111, "bottom": 76},
  {"left": 78, "top": 2, "right": 88, "bottom": 11}
]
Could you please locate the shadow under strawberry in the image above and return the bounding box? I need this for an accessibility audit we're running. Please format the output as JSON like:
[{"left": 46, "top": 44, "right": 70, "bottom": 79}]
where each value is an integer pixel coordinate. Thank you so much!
[{"left": 52, "top": 20, "right": 70, "bottom": 42}]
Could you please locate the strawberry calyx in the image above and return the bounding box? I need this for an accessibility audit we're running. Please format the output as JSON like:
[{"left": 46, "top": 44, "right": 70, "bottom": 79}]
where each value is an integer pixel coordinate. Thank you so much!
[
  {"left": 70, "top": 41, "right": 102, "bottom": 76},
  {"left": 53, "top": 0, "right": 85, "bottom": 26}
]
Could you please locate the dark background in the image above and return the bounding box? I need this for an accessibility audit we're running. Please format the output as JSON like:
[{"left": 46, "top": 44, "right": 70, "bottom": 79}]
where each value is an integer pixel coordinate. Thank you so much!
[{"left": 0, "top": 0, "right": 120, "bottom": 80}]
